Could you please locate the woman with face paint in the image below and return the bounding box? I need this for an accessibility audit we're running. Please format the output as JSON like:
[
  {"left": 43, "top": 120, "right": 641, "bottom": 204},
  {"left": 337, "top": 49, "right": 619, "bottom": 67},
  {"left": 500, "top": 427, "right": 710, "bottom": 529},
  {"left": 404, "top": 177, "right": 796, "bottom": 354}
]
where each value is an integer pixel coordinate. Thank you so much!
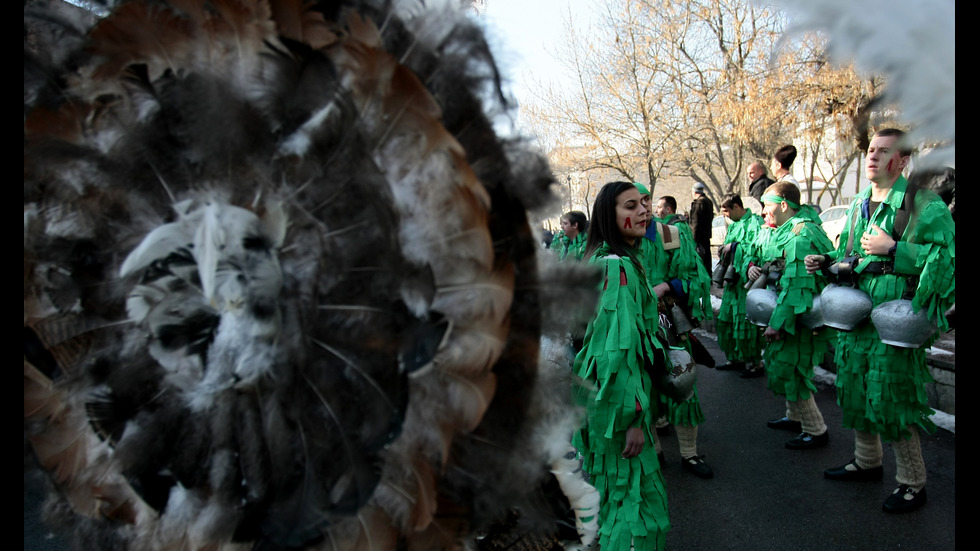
[{"left": 572, "top": 181, "right": 670, "bottom": 551}]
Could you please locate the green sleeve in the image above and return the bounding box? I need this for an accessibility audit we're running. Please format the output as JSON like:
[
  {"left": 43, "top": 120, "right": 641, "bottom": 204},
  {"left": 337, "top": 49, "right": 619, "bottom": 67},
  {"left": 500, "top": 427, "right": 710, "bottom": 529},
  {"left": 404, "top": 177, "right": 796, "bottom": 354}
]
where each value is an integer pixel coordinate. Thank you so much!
[
  {"left": 894, "top": 191, "right": 955, "bottom": 329},
  {"left": 668, "top": 223, "right": 713, "bottom": 321},
  {"left": 769, "top": 221, "right": 834, "bottom": 334}
]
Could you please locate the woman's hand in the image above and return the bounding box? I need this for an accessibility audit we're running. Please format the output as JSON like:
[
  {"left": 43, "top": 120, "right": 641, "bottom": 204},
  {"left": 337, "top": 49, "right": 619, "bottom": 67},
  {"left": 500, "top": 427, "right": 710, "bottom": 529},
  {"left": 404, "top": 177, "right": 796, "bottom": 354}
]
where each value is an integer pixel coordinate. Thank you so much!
[{"left": 622, "top": 426, "right": 645, "bottom": 458}]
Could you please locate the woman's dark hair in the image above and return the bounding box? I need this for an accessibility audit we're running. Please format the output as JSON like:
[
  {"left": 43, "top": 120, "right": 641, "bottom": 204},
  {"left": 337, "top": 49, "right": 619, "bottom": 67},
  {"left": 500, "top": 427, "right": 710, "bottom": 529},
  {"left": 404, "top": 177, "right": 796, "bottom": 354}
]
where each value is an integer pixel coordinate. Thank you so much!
[{"left": 584, "top": 181, "right": 643, "bottom": 262}]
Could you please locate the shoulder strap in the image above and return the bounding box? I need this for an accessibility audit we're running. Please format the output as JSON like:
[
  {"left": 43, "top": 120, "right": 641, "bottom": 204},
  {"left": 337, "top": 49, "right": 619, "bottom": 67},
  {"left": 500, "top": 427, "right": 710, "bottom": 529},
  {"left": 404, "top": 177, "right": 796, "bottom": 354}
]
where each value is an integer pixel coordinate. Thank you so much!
[
  {"left": 845, "top": 206, "right": 861, "bottom": 256},
  {"left": 892, "top": 187, "right": 915, "bottom": 242}
]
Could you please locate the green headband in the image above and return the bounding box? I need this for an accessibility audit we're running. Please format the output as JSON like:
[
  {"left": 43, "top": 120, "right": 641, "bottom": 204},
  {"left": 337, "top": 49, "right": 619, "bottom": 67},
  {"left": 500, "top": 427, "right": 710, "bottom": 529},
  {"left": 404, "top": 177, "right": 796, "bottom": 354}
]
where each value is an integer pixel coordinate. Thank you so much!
[{"left": 761, "top": 193, "right": 800, "bottom": 209}]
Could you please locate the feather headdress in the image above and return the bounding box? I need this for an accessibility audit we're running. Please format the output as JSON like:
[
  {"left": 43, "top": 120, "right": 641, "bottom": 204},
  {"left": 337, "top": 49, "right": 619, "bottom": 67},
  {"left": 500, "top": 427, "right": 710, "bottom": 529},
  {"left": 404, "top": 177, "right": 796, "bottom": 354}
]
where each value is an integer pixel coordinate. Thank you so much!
[{"left": 24, "top": 0, "right": 599, "bottom": 548}]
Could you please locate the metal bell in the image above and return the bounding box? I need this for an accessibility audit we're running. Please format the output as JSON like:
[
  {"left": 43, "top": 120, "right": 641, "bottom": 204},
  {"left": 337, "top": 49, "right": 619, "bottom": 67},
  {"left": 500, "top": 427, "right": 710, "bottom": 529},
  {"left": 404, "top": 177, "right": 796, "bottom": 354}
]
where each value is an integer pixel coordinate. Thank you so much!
[
  {"left": 800, "top": 294, "right": 825, "bottom": 330},
  {"left": 871, "top": 299, "right": 938, "bottom": 348},
  {"left": 670, "top": 304, "right": 695, "bottom": 334},
  {"left": 820, "top": 284, "right": 873, "bottom": 331},
  {"left": 745, "top": 288, "right": 778, "bottom": 327},
  {"left": 664, "top": 347, "right": 697, "bottom": 402}
]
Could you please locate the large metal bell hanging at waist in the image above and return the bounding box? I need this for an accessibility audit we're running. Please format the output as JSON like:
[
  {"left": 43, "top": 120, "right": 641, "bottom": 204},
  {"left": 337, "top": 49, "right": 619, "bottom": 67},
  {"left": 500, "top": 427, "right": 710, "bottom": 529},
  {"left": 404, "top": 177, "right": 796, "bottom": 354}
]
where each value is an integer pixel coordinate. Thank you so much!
[
  {"left": 664, "top": 348, "right": 697, "bottom": 402},
  {"left": 820, "top": 284, "right": 873, "bottom": 331},
  {"left": 746, "top": 288, "right": 777, "bottom": 327},
  {"left": 800, "top": 294, "right": 825, "bottom": 330},
  {"left": 871, "top": 299, "right": 938, "bottom": 348}
]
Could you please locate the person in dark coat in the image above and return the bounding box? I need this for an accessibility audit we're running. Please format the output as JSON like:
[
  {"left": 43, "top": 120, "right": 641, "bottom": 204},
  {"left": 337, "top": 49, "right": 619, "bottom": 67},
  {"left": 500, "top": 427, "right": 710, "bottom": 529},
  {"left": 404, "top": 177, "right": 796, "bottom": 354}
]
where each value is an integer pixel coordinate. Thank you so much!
[
  {"left": 747, "top": 161, "right": 775, "bottom": 203},
  {"left": 689, "top": 183, "right": 714, "bottom": 274}
]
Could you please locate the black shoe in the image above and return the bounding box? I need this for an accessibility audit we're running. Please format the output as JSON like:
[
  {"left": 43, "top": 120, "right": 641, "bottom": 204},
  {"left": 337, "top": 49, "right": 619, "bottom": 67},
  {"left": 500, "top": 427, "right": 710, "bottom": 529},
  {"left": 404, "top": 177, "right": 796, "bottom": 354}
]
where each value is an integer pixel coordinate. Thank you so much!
[
  {"left": 767, "top": 417, "right": 802, "bottom": 432},
  {"left": 785, "top": 431, "right": 829, "bottom": 450},
  {"left": 740, "top": 366, "right": 764, "bottom": 378},
  {"left": 882, "top": 485, "right": 927, "bottom": 514},
  {"left": 680, "top": 455, "right": 714, "bottom": 479},
  {"left": 716, "top": 361, "right": 746, "bottom": 371},
  {"left": 824, "top": 460, "right": 884, "bottom": 482}
]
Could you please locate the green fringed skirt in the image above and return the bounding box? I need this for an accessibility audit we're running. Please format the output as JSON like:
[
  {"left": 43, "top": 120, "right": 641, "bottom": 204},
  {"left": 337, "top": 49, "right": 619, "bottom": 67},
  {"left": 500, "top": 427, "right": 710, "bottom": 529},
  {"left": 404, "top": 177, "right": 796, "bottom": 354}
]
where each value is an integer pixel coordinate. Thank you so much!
[
  {"left": 764, "top": 327, "right": 831, "bottom": 401},
  {"left": 716, "top": 285, "right": 764, "bottom": 363},
  {"left": 577, "top": 424, "right": 670, "bottom": 551},
  {"left": 835, "top": 325, "right": 937, "bottom": 441}
]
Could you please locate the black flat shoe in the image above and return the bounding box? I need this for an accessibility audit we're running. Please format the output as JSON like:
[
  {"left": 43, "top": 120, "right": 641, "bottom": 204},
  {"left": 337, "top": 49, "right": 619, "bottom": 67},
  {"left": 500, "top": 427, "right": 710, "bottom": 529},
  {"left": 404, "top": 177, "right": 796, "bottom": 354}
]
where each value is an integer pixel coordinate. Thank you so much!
[
  {"left": 882, "top": 485, "right": 927, "bottom": 514},
  {"left": 680, "top": 455, "right": 714, "bottom": 479},
  {"left": 740, "top": 366, "right": 764, "bottom": 378},
  {"left": 824, "top": 460, "right": 884, "bottom": 481},
  {"left": 767, "top": 417, "right": 802, "bottom": 432},
  {"left": 785, "top": 431, "right": 829, "bottom": 450},
  {"left": 716, "top": 361, "right": 745, "bottom": 371}
]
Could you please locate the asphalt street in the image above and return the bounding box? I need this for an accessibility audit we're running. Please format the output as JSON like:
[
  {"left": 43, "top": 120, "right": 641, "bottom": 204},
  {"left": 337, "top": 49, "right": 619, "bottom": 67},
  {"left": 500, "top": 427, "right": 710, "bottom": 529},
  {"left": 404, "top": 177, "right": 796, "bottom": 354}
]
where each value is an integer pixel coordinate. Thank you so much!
[
  {"left": 660, "top": 327, "right": 956, "bottom": 550},
  {"left": 25, "top": 327, "right": 956, "bottom": 551}
]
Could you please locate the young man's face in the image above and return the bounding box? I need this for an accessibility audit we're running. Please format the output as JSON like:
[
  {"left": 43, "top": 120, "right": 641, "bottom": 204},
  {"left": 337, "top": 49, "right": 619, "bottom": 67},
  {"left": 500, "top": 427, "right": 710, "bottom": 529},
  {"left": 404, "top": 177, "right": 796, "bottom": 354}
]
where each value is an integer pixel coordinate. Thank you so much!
[
  {"left": 762, "top": 198, "right": 791, "bottom": 228},
  {"left": 866, "top": 135, "right": 909, "bottom": 185},
  {"left": 560, "top": 217, "right": 578, "bottom": 238},
  {"left": 770, "top": 157, "right": 782, "bottom": 174},
  {"left": 721, "top": 205, "right": 744, "bottom": 221},
  {"left": 654, "top": 199, "right": 671, "bottom": 220}
]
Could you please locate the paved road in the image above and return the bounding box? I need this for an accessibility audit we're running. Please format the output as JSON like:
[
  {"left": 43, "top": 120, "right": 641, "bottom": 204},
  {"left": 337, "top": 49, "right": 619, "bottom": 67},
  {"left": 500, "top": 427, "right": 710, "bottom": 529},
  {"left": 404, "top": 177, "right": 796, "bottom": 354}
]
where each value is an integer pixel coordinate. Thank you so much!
[
  {"left": 661, "top": 328, "right": 955, "bottom": 550},
  {"left": 25, "top": 327, "right": 955, "bottom": 550}
]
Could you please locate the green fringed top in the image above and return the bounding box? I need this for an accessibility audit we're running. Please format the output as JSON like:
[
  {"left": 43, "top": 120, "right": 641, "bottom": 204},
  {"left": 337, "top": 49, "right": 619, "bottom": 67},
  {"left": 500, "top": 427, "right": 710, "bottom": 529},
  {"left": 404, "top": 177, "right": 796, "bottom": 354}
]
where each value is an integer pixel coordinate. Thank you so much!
[
  {"left": 757, "top": 213, "right": 834, "bottom": 335},
  {"left": 826, "top": 175, "right": 955, "bottom": 331},
  {"left": 552, "top": 230, "right": 589, "bottom": 262},
  {"left": 639, "top": 216, "right": 713, "bottom": 321},
  {"left": 572, "top": 243, "right": 665, "bottom": 441},
  {"left": 723, "top": 210, "right": 764, "bottom": 277}
]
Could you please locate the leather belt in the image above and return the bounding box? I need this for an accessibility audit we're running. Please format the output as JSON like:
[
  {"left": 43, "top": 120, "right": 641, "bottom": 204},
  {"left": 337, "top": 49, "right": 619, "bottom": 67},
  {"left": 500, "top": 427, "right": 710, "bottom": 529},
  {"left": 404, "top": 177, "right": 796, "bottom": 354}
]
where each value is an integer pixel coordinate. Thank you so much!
[{"left": 859, "top": 261, "right": 895, "bottom": 274}]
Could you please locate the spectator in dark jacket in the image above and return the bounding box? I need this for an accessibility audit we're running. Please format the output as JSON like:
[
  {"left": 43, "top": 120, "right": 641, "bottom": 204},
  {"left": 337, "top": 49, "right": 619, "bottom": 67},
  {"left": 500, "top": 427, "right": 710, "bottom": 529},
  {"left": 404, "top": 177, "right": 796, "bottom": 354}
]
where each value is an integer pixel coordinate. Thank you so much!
[
  {"left": 690, "top": 183, "right": 714, "bottom": 274},
  {"left": 747, "top": 161, "right": 775, "bottom": 203}
]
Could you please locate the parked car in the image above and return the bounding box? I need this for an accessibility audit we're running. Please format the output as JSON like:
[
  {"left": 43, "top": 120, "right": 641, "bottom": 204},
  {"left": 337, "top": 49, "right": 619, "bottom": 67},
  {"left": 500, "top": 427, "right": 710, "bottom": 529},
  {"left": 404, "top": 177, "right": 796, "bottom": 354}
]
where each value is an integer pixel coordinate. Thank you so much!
[
  {"left": 819, "top": 205, "right": 850, "bottom": 247},
  {"left": 710, "top": 215, "right": 729, "bottom": 247}
]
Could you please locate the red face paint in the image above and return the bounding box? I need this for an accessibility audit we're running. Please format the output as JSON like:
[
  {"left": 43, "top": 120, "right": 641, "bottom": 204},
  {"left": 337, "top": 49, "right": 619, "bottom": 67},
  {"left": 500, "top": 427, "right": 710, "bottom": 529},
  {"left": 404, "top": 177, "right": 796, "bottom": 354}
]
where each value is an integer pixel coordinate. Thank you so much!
[
  {"left": 886, "top": 158, "right": 894, "bottom": 172},
  {"left": 624, "top": 217, "right": 632, "bottom": 229}
]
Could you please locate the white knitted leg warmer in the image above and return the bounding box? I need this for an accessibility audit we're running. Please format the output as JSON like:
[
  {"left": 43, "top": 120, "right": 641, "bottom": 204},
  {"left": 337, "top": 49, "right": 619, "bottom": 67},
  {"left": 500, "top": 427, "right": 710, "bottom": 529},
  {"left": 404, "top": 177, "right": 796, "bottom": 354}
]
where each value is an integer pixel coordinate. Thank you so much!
[
  {"left": 785, "top": 400, "right": 801, "bottom": 423},
  {"left": 893, "top": 426, "right": 927, "bottom": 491},
  {"left": 676, "top": 423, "right": 698, "bottom": 459},
  {"left": 854, "top": 430, "right": 883, "bottom": 470},
  {"left": 796, "top": 395, "right": 827, "bottom": 436}
]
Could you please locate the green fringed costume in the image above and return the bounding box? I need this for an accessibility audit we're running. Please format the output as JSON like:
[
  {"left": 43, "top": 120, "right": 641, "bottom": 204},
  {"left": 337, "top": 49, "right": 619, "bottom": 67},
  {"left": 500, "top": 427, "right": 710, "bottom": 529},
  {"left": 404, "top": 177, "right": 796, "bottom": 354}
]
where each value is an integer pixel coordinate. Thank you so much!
[
  {"left": 551, "top": 230, "right": 588, "bottom": 262},
  {"left": 716, "top": 210, "right": 765, "bottom": 365},
  {"left": 754, "top": 208, "right": 835, "bottom": 402},
  {"left": 637, "top": 212, "right": 712, "bottom": 427},
  {"left": 826, "top": 175, "right": 954, "bottom": 441},
  {"left": 572, "top": 244, "right": 671, "bottom": 551}
]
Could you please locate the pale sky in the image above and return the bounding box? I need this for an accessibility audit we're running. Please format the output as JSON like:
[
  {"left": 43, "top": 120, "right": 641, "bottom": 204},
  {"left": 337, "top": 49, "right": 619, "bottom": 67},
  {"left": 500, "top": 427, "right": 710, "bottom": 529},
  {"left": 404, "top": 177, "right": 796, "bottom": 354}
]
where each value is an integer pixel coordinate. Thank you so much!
[{"left": 480, "top": 0, "right": 594, "bottom": 108}]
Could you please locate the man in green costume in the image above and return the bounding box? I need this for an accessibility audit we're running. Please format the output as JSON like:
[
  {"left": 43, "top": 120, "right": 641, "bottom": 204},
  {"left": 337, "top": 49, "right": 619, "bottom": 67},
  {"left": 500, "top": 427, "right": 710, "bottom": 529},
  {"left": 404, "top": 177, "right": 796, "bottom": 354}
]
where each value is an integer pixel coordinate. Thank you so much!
[
  {"left": 805, "top": 129, "right": 955, "bottom": 514},
  {"left": 633, "top": 187, "right": 715, "bottom": 479},
  {"left": 749, "top": 181, "right": 835, "bottom": 450},
  {"left": 550, "top": 210, "right": 589, "bottom": 262},
  {"left": 714, "top": 193, "right": 766, "bottom": 378}
]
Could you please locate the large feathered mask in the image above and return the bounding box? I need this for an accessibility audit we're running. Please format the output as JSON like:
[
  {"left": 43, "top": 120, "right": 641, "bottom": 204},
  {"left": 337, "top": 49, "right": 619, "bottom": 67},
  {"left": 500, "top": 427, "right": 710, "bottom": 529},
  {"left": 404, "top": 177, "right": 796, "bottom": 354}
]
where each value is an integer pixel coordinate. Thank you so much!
[{"left": 24, "top": 0, "right": 599, "bottom": 549}]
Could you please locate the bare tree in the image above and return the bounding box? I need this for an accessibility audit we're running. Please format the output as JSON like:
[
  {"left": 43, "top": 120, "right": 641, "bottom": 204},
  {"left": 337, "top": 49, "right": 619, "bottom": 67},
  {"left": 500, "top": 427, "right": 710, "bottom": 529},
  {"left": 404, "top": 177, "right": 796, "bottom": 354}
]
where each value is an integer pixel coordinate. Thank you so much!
[{"left": 526, "top": 0, "right": 879, "bottom": 204}]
